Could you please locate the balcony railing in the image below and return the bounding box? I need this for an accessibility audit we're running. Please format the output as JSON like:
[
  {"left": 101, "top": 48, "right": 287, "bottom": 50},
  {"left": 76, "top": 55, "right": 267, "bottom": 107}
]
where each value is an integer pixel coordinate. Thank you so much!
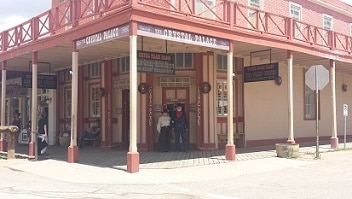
[{"left": 0, "top": 0, "right": 351, "bottom": 55}]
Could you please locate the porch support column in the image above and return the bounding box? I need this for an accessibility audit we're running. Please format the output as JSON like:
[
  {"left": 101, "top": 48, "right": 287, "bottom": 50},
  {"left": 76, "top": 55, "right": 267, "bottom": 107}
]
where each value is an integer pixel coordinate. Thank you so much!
[
  {"left": 287, "top": 50, "right": 295, "bottom": 144},
  {"left": 127, "top": 34, "right": 139, "bottom": 173},
  {"left": 29, "top": 52, "right": 38, "bottom": 156},
  {"left": 330, "top": 59, "right": 338, "bottom": 148},
  {"left": 0, "top": 61, "right": 7, "bottom": 151},
  {"left": 68, "top": 42, "right": 79, "bottom": 163},
  {"left": 225, "top": 41, "right": 236, "bottom": 160}
]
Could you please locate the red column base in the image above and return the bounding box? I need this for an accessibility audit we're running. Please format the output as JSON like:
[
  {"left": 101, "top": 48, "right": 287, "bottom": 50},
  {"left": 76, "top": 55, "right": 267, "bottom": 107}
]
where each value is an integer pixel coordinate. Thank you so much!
[
  {"left": 28, "top": 142, "right": 35, "bottom": 157},
  {"left": 67, "top": 146, "right": 79, "bottom": 163},
  {"left": 330, "top": 137, "right": 339, "bottom": 149},
  {"left": 0, "top": 139, "right": 7, "bottom": 152},
  {"left": 225, "top": 144, "right": 236, "bottom": 161},
  {"left": 287, "top": 139, "right": 296, "bottom": 144},
  {"left": 127, "top": 152, "right": 139, "bottom": 173}
]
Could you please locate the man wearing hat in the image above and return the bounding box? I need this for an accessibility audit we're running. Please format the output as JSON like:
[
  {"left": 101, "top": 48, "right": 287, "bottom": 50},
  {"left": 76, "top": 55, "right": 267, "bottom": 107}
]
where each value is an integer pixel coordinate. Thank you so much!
[
  {"left": 172, "top": 103, "right": 189, "bottom": 152},
  {"left": 156, "top": 108, "right": 171, "bottom": 152}
]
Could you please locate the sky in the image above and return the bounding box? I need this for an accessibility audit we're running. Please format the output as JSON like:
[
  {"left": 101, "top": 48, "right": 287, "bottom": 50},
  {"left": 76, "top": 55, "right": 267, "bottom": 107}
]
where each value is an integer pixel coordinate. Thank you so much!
[
  {"left": 1, "top": 0, "right": 352, "bottom": 31},
  {"left": 0, "top": 0, "right": 52, "bottom": 31}
]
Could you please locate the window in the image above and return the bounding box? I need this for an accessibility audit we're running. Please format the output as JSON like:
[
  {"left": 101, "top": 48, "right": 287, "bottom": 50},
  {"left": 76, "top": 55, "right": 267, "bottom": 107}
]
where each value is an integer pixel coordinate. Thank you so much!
[
  {"left": 289, "top": 2, "right": 302, "bottom": 39},
  {"left": 65, "top": 69, "right": 72, "bottom": 82},
  {"left": 248, "top": 0, "right": 263, "bottom": 30},
  {"left": 90, "top": 62, "right": 101, "bottom": 78},
  {"left": 65, "top": 89, "right": 72, "bottom": 118},
  {"left": 196, "top": 0, "right": 216, "bottom": 19},
  {"left": 350, "top": 23, "right": 352, "bottom": 36},
  {"left": 305, "top": 85, "right": 316, "bottom": 119},
  {"left": 323, "top": 14, "right": 333, "bottom": 46},
  {"left": 217, "top": 81, "right": 228, "bottom": 116},
  {"left": 174, "top": 53, "right": 193, "bottom": 69},
  {"left": 90, "top": 86, "right": 101, "bottom": 117},
  {"left": 217, "top": 54, "right": 227, "bottom": 70},
  {"left": 120, "top": 56, "right": 130, "bottom": 73}
]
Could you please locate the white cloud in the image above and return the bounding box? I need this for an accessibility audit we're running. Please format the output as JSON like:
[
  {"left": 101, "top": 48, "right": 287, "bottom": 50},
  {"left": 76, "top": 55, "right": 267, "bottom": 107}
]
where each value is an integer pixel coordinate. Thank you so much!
[
  {"left": 0, "top": 1, "right": 51, "bottom": 31},
  {"left": 341, "top": 0, "right": 352, "bottom": 5}
]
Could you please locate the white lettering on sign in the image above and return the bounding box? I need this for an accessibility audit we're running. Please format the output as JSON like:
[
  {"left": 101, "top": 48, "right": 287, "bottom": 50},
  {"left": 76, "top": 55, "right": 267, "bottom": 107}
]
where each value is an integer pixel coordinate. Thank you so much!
[
  {"left": 76, "top": 24, "right": 129, "bottom": 49},
  {"left": 138, "top": 23, "right": 229, "bottom": 50}
]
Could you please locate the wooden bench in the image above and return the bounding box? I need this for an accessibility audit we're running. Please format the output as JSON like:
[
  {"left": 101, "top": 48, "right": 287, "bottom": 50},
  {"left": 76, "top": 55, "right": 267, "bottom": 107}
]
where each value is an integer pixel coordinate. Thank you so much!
[
  {"left": 83, "top": 137, "right": 101, "bottom": 147},
  {"left": 217, "top": 133, "right": 244, "bottom": 146}
]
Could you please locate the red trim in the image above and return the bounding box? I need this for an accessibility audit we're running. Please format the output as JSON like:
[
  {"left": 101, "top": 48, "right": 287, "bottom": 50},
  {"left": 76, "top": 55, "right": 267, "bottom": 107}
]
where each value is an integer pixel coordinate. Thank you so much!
[
  {"left": 104, "top": 60, "right": 113, "bottom": 147},
  {"left": 194, "top": 53, "right": 203, "bottom": 149}
]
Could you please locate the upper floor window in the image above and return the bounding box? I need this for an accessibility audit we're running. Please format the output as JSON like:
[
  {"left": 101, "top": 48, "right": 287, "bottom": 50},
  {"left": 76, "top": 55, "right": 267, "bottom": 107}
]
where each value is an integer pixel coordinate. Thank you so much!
[
  {"left": 350, "top": 23, "right": 352, "bottom": 36},
  {"left": 90, "top": 62, "right": 101, "bottom": 78},
  {"left": 323, "top": 14, "right": 333, "bottom": 30},
  {"left": 248, "top": 0, "right": 263, "bottom": 30},
  {"left": 174, "top": 53, "right": 193, "bottom": 69},
  {"left": 289, "top": 2, "right": 302, "bottom": 39},
  {"left": 217, "top": 54, "right": 228, "bottom": 71},
  {"left": 323, "top": 14, "right": 333, "bottom": 46},
  {"left": 249, "top": 0, "right": 261, "bottom": 8},
  {"left": 196, "top": 0, "right": 216, "bottom": 19}
]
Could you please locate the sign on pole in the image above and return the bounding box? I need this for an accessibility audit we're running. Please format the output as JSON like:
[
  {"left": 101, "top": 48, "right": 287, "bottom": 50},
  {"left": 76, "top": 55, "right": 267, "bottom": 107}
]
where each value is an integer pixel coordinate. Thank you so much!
[
  {"left": 305, "top": 65, "right": 329, "bottom": 159},
  {"left": 305, "top": 65, "right": 329, "bottom": 90},
  {"left": 343, "top": 104, "right": 348, "bottom": 149}
]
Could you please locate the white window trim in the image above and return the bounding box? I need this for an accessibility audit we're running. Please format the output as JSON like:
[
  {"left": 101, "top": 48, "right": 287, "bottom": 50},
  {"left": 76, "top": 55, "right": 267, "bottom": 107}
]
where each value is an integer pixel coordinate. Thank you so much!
[
  {"left": 323, "top": 14, "right": 333, "bottom": 30},
  {"left": 289, "top": 2, "right": 302, "bottom": 20},
  {"left": 350, "top": 23, "right": 352, "bottom": 36},
  {"left": 248, "top": 0, "right": 263, "bottom": 9}
]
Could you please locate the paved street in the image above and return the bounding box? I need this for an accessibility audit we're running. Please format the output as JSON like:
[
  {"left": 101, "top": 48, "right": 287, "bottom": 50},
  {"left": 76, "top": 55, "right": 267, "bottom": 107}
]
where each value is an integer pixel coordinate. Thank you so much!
[{"left": 0, "top": 143, "right": 352, "bottom": 199}]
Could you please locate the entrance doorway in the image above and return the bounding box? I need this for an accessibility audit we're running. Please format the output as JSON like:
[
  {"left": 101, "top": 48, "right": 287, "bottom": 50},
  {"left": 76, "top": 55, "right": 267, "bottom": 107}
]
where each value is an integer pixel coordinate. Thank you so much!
[{"left": 162, "top": 87, "right": 190, "bottom": 150}]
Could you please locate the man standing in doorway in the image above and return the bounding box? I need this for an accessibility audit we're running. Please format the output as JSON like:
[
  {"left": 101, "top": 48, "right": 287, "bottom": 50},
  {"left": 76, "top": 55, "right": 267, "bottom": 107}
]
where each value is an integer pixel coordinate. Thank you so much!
[{"left": 172, "top": 103, "right": 189, "bottom": 152}]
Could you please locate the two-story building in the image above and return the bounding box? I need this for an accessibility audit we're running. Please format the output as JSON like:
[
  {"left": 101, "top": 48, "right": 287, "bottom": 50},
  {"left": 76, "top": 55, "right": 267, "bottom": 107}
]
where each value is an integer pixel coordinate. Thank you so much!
[{"left": 1, "top": 0, "right": 352, "bottom": 172}]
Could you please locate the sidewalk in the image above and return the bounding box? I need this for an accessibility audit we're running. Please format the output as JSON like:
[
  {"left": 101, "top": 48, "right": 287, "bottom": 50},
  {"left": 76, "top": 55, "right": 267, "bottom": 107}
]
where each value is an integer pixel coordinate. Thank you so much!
[{"left": 1, "top": 141, "right": 351, "bottom": 184}]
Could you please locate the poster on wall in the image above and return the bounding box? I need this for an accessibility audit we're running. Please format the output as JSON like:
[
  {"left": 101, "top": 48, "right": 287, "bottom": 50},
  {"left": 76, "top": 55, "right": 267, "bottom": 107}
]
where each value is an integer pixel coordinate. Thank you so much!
[
  {"left": 137, "top": 50, "right": 175, "bottom": 75},
  {"left": 244, "top": 62, "right": 279, "bottom": 83}
]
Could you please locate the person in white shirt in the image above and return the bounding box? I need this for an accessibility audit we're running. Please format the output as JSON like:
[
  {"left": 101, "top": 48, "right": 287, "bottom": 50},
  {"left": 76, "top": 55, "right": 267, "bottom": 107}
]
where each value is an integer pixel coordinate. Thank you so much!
[{"left": 156, "top": 109, "right": 171, "bottom": 152}]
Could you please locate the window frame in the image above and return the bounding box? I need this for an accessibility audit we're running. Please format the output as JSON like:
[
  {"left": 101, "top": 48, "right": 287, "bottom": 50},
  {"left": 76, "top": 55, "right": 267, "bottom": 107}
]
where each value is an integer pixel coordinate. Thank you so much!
[
  {"left": 217, "top": 81, "right": 228, "bottom": 116},
  {"left": 304, "top": 69, "right": 320, "bottom": 120},
  {"left": 289, "top": 2, "right": 302, "bottom": 39},
  {"left": 195, "top": 0, "right": 216, "bottom": 20}
]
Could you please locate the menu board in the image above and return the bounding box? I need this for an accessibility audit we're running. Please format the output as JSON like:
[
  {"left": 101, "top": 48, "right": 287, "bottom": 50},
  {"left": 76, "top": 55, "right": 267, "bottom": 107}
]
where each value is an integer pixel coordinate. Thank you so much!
[{"left": 137, "top": 51, "right": 175, "bottom": 75}]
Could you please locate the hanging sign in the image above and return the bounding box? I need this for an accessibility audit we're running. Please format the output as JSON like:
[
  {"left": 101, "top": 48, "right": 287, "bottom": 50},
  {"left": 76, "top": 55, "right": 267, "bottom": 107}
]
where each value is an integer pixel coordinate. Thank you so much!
[
  {"left": 244, "top": 63, "right": 279, "bottom": 83},
  {"left": 22, "top": 74, "right": 57, "bottom": 89},
  {"left": 137, "top": 50, "right": 175, "bottom": 75}
]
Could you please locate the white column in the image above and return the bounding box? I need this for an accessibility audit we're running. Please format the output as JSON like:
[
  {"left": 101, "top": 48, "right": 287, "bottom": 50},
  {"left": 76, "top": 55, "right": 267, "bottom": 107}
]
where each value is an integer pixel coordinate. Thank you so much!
[
  {"left": 1, "top": 63, "right": 6, "bottom": 140},
  {"left": 287, "top": 50, "right": 294, "bottom": 143},
  {"left": 330, "top": 59, "right": 338, "bottom": 148},
  {"left": 129, "top": 35, "right": 138, "bottom": 153},
  {"left": 71, "top": 51, "right": 79, "bottom": 146},
  {"left": 31, "top": 57, "right": 38, "bottom": 142},
  {"left": 227, "top": 51, "right": 234, "bottom": 144}
]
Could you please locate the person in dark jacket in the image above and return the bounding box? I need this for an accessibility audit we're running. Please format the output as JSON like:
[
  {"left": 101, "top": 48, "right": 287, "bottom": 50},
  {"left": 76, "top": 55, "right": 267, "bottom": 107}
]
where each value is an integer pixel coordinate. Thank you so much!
[{"left": 172, "top": 103, "right": 189, "bottom": 152}]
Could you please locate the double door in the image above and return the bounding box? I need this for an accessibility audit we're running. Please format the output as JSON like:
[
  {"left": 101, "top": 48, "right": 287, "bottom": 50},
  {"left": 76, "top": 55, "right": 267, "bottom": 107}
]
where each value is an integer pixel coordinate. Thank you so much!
[{"left": 162, "top": 87, "right": 190, "bottom": 148}]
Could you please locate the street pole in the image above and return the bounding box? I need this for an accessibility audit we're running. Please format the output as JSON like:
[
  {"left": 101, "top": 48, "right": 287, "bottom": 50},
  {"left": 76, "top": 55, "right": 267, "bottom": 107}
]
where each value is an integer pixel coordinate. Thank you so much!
[{"left": 315, "top": 66, "right": 320, "bottom": 159}]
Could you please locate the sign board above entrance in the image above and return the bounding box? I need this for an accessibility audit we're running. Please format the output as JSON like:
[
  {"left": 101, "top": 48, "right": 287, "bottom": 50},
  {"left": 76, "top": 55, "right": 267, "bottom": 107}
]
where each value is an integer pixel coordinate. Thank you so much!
[
  {"left": 75, "top": 24, "right": 130, "bottom": 49},
  {"left": 22, "top": 74, "right": 57, "bottom": 89},
  {"left": 137, "top": 23, "right": 230, "bottom": 50},
  {"left": 137, "top": 51, "right": 175, "bottom": 75},
  {"left": 244, "top": 63, "right": 279, "bottom": 83}
]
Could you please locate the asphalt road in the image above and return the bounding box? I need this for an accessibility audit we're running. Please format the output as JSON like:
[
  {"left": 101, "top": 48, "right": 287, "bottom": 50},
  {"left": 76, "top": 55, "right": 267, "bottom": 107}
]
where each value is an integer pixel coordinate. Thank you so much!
[{"left": 0, "top": 150, "right": 352, "bottom": 199}]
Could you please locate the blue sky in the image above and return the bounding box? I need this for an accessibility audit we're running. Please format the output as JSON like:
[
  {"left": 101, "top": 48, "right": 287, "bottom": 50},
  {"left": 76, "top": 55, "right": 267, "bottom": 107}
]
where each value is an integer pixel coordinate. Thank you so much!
[{"left": 0, "top": 0, "right": 352, "bottom": 31}]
